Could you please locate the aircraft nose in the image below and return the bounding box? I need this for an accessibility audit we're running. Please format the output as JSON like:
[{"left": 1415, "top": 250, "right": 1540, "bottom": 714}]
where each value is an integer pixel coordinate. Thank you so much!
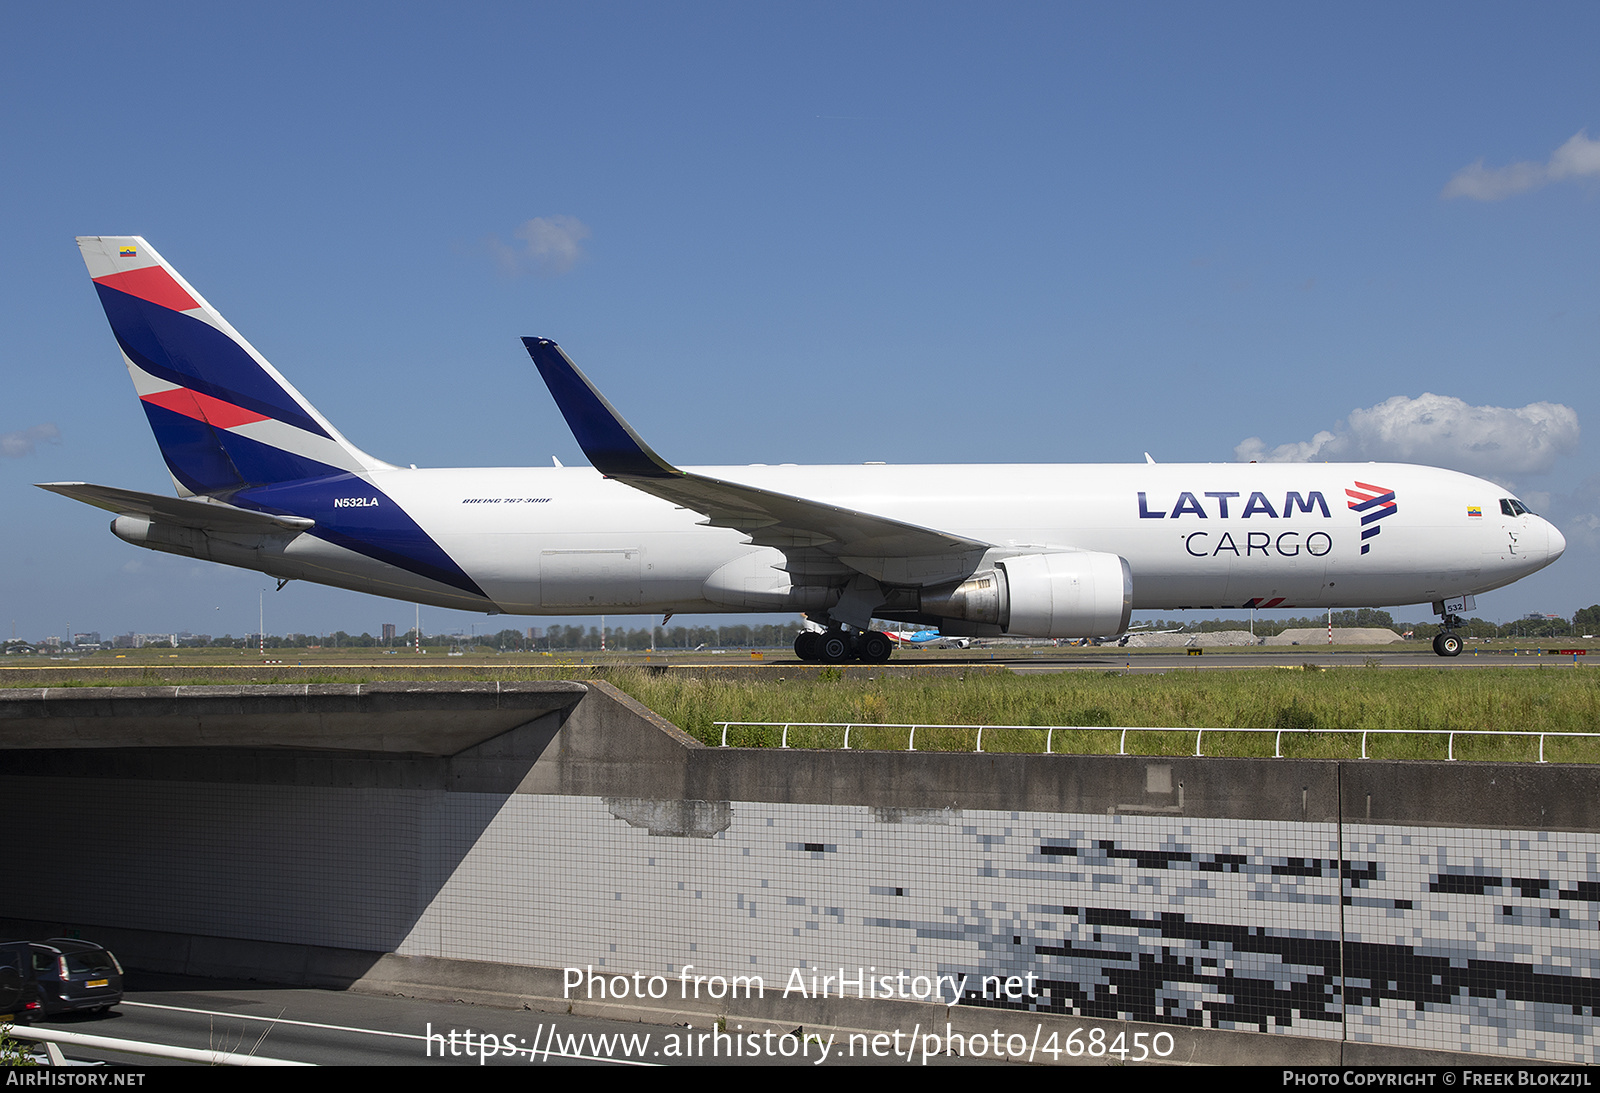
[{"left": 1545, "top": 518, "right": 1566, "bottom": 562}]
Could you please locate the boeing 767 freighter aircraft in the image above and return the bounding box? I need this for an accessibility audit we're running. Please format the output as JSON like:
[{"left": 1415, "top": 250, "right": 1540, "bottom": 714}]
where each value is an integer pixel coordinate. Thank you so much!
[{"left": 43, "top": 236, "right": 1565, "bottom": 661}]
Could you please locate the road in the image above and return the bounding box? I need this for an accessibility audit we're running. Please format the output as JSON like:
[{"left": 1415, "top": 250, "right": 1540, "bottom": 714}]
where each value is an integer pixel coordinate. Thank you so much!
[
  {"left": 28, "top": 979, "right": 660, "bottom": 1066},
  {"left": 22, "top": 973, "right": 981, "bottom": 1068}
]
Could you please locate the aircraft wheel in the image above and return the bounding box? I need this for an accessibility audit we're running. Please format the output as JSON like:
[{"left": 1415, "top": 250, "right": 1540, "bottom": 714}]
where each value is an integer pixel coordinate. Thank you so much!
[
  {"left": 1436, "top": 632, "right": 1463, "bottom": 657},
  {"left": 794, "top": 631, "right": 821, "bottom": 661},
  {"left": 858, "top": 631, "right": 893, "bottom": 663},
  {"left": 819, "top": 631, "right": 855, "bottom": 663}
]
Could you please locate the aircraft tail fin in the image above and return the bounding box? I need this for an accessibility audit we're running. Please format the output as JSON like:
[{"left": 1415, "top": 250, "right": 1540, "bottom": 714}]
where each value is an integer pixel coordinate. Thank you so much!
[{"left": 77, "top": 236, "right": 389, "bottom": 497}]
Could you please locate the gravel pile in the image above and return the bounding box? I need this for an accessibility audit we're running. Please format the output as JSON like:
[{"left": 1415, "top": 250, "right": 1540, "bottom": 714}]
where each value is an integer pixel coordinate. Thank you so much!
[
  {"left": 1123, "top": 630, "right": 1259, "bottom": 648},
  {"left": 1264, "top": 627, "right": 1404, "bottom": 645}
]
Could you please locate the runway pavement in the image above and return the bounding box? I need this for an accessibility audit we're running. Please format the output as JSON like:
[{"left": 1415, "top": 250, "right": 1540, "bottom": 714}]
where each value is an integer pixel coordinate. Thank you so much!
[
  {"left": 996, "top": 647, "right": 1591, "bottom": 673},
  {"left": 638, "top": 645, "right": 1592, "bottom": 674}
]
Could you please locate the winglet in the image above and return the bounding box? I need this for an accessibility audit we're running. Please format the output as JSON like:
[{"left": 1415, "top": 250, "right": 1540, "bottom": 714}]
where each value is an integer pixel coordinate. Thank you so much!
[{"left": 522, "top": 338, "right": 678, "bottom": 478}]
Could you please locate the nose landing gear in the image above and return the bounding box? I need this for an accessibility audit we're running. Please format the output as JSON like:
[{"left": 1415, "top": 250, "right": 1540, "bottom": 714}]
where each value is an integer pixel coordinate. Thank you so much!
[{"left": 1432, "top": 615, "right": 1465, "bottom": 657}]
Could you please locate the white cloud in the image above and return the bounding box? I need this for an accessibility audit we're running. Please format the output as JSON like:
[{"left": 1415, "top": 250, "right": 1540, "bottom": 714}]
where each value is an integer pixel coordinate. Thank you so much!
[
  {"left": 1, "top": 423, "right": 60, "bottom": 458},
  {"left": 1235, "top": 393, "right": 1579, "bottom": 477},
  {"left": 1443, "top": 130, "right": 1600, "bottom": 201},
  {"left": 1547, "top": 474, "right": 1600, "bottom": 553},
  {"left": 1570, "top": 512, "right": 1600, "bottom": 552},
  {"left": 488, "top": 215, "right": 591, "bottom": 275}
]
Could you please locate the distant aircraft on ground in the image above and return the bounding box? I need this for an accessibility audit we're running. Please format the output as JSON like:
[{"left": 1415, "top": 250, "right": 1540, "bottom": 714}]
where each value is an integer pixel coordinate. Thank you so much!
[
  {"left": 884, "top": 627, "right": 940, "bottom": 646},
  {"left": 45, "top": 237, "right": 1565, "bottom": 662},
  {"left": 883, "top": 628, "right": 971, "bottom": 650}
]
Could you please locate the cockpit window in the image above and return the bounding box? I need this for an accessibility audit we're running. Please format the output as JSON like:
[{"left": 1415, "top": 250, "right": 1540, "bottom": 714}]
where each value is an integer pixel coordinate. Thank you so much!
[{"left": 1501, "top": 498, "right": 1533, "bottom": 517}]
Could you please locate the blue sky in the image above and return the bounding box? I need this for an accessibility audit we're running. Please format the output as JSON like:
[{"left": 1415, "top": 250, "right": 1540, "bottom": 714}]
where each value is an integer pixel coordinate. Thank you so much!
[{"left": 3, "top": 2, "right": 1596, "bottom": 641}]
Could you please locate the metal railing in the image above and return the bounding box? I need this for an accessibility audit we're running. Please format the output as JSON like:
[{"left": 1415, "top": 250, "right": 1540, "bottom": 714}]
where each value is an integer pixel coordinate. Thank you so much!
[
  {"left": 712, "top": 721, "right": 1600, "bottom": 761},
  {"left": 4, "top": 1024, "right": 312, "bottom": 1066}
]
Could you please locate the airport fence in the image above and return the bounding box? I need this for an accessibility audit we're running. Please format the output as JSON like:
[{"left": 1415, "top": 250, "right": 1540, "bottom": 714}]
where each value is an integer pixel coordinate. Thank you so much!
[{"left": 711, "top": 721, "right": 1600, "bottom": 762}]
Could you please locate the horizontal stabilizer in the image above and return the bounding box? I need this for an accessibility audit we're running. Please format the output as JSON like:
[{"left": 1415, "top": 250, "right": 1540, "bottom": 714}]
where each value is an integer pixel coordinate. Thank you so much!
[{"left": 37, "top": 482, "right": 315, "bottom": 533}]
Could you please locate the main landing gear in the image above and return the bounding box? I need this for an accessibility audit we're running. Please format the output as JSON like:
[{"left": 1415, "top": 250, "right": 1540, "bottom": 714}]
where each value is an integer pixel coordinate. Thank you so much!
[
  {"left": 1432, "top": 615, "right": 1465, "bottom": 657},
  {"left": 794, "top": 628, "right": 894, "bottom": 664}
]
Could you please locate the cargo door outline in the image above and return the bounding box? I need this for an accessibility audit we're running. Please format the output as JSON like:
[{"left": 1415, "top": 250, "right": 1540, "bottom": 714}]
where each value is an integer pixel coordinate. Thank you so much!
[{"left": 540, "top": 548, "right": 644, "bottom": 607}]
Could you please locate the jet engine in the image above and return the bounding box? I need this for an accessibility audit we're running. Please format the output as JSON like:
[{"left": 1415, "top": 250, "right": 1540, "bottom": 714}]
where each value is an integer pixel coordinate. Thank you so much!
[{"left": 919, "top": 551, "right": 1132, "bottom": 638}]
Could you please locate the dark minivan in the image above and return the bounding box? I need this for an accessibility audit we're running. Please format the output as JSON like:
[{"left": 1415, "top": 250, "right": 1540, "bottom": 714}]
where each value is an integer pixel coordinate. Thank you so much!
[
  {"left": 0, "top": 940, "right": 34, "bottom": 1020},
  {"left": 0, "top": 939, "right": 123, "bottom": 1019}
]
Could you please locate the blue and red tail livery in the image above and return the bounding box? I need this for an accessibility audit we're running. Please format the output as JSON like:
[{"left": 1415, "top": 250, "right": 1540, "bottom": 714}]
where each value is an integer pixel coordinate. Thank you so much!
[
  {"left": 69, "top": 237, "right": 486, "bottom": 604},
  {"left": 77, "top": 236, "right": 386, "bottom": 496}
]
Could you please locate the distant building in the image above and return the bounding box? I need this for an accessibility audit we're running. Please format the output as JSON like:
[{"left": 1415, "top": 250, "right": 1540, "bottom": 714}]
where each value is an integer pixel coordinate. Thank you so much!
[{"left": 382, "top": 623, "right": 396, "bottom": 644}]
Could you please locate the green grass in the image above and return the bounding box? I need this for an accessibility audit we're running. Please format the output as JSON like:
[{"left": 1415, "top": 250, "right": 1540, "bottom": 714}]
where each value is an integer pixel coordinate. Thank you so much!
[
  {"left": 4, "top": 658, "right": 1596, "bottom": 761},
  {"left": 610, "top": 664, "right": 1600, "bottom": 761}
]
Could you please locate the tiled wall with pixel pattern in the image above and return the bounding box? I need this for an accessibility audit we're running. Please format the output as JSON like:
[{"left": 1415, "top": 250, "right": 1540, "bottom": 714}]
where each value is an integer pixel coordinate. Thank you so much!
[
  {"left": 6, "top": 776, "right": 1594, "bottom": 1061},
  {"left": 402, "top": 795, "right": 1596, "bottom": 1061}
]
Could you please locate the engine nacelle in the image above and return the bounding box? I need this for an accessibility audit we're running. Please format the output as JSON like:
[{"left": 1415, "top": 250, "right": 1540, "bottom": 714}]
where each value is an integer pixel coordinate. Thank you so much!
[
  {"left": 997, "top": 552, "right": 1131, "bottom": 638},
  {"left": 919, "top": 552, "right": 1132, "bottom": 638}
]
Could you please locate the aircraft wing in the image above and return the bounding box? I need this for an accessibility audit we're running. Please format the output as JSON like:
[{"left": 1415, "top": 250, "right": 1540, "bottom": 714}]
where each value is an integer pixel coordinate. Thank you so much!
[
  {"left": 37, "top": 482, "right": 315, "bottom": 533},
  {"left": 523, "top": 338, "right": 990, "bottom": 564}
]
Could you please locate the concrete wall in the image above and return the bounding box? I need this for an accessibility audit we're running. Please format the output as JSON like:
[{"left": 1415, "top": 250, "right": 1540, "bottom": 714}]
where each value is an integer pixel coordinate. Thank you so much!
[{"left": 2, "top": 682, "right": 1596, "bottom": 1065}]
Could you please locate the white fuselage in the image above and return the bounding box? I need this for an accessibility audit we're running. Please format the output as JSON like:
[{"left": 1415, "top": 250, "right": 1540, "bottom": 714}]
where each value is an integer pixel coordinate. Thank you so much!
[
  {"left": 269, "top": 461, "right": 1563, "bottom": 617},
  {"left": 69, "top": 237, "right": 1565, "bottom": 632}
]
